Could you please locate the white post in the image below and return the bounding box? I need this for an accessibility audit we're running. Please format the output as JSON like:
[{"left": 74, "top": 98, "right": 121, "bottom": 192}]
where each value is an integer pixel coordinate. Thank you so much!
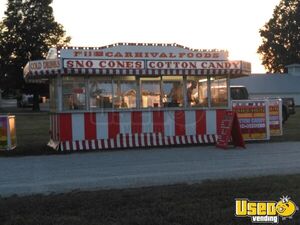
[
  {"left": 57, "top": 76, "right": 63, "bottom": 112},
  {"left": 7, "top": 116, "right": 11, "bottom": 150}
]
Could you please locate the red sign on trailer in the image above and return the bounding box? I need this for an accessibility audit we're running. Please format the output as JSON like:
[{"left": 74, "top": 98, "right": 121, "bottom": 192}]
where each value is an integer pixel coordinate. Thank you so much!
[{"left": 216, "top": 111, "right": 245, "bottom": 149}]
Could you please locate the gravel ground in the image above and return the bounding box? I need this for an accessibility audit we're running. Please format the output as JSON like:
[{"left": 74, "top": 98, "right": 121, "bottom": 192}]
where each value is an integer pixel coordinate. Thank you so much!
[{"left": 1, "top": 141, "right": 300, "bottom": 197}]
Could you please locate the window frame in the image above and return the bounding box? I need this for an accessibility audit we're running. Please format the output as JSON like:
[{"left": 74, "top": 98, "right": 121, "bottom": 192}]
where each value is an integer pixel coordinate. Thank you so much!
[
  {"left": 61, "top": 76, "right": 87, "bottom": 111},
  {"left": 56, "top": 74, "right": 230, "bottom": 112},
  {"left": 88, "top": 77, "right": 114, "bottom": 110},
  {"left": 209, "top": 75, "right": 230, "bottom": 108},
  {"left": 140, "top": 77, "right": 162, "bottom": 109}
]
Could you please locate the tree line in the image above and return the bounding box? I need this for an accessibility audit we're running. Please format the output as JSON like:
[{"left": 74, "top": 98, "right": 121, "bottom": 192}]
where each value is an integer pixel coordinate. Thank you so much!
[
  {"left": 258, "top": 0, "right": 300, "bottom": 73},
  {"left": 0, "top": 0, "right": 70, "bottom": 110}
]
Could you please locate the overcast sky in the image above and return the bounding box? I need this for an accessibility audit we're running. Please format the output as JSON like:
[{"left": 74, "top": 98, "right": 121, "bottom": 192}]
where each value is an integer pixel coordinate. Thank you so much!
[{"left": 0, "top": 0, "right": 280, "bottom": 73}]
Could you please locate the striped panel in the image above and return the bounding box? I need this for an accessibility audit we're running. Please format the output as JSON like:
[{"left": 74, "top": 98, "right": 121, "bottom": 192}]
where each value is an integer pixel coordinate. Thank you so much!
[
  {"left": 72, "top": 114, "right": 85, "bottom": 141},
  {"left": 175, "top": 110, "right": 186, "bottom": 136},
  {"left": 108, "top": 112, "right": 120, "bottom": 138},
  {"left": 53, "top": 109, "right": 225, "bottom": 149},
  {"left": 164, "top": 111, "right": 175, "bottom": 136},
  {"left": 84, "top": 113, "right": 96, "bottom": 140},
  {"left": 185, "top": 110, "right": 196, "bottom": 135},
  {"left": 56, "top": 134, "right": 218, "bottom": 151},
  {"left": 27, "top": 68, "right": 246, "bottom": 77},
  {"left": 206, "top": 110, "right": 216, "bottom": 134},
  {"left": 131, "top": 112, "right": 142, "bottom": 134},
  {"left": 153, "top": 111, "right": 164, "bottom": 134},
  {"left": 96, "top": 112, "right": 108, "bottom": 139},
  {"left": 142, "top": 111, "right": 153, "bottom": 133},
  {"left": 196, "top": 110, "right": 206, "bottom": 134},
  {"left": 119, "top": 112, "right": 131, "bottom": 134},
  {"left": 59, "top": 113, "right": 72, "bottom": 141}
]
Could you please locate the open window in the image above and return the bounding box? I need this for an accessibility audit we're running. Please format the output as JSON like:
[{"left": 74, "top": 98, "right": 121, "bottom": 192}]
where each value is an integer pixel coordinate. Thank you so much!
[
  {"left": 62, "top": 77, "right": 86, "bottom": 110},
  {"left": 89, "top": 77, "right": 113, "bottom": 109},
  {"left": 162, "top": 76, "right": 183, "bottom": 108},
  {"left": 210, "top": 75, "right": 228, "bottom": 107},
  {"left": 113, "top": 76, "right": 137, "bottom": 109},
  {"left": 186, "top": 76, "right": 208, "bottom": 107},
  {"left": 141, "top": 77, "right": 161, "bottom": 108}
]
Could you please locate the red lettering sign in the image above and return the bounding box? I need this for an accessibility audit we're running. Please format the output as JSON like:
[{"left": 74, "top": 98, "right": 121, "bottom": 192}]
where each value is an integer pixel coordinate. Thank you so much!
[
  {"left": 216, "top": 111, "right": 245, "bottom": 149},
  {"left": 62, "top": 48, "right": 228, "bottom": 60},
  {"left": 64, "top": 59, "right": 144, "bottom": 69}
]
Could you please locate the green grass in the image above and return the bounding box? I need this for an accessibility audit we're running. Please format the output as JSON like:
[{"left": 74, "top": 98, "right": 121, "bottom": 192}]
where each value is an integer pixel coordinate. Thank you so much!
[
  {"left": 1, "top": 174, "right": 300, "bottom": 225},
  {"left": 272, "top": 109, "right": 300, "bottom": 142},
  {"left": 15, "top": 113, "right": 51, "bottom": 152},
  {"left": 0, "top": 112, "right": 54, "bottom": 156}
]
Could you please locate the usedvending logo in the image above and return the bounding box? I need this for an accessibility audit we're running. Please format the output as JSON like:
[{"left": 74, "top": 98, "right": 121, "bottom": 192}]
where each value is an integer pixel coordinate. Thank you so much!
[{"left": 235, "top": 196, "right": 298, "bottom": 223}]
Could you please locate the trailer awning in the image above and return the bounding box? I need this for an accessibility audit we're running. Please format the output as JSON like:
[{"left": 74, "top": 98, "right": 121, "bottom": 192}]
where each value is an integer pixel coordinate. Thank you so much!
[
  {"left": 24, "top": 60, "right": 251, "bottom": 81},
  {"left": 24, "top": 43, "right": 251, "bottom": 81}
]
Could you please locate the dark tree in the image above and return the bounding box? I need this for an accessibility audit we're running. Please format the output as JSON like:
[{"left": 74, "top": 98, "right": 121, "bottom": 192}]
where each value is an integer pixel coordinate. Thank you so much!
[
  {"left": 257, "top": 0, "right": 300, "bottom": 73},
  {"left": 0, "top": 0, "right": 24, "bottom": 91},
  {"left": 0, "top": 0, "right": 70, "bottom": 110}
]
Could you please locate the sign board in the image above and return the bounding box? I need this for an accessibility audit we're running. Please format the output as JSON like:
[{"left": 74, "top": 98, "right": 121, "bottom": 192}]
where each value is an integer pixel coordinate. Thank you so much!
[
  {"left": 268, "top": 99, "right": 283, "bottom": 136},
  {"left": 63, "top": 59, "right": 242, "bottom": 70},
  {"left": 26, "top": 59, "right": 61, "bottom": 74},
  {"left": 0, "top": 115, "right": 17, "bottom": 150},
  {"left": 59, "top": 43, "right": 229, "bottom": 60},
  {"left": 232, "top": 100, "right": 270, "bottom": 141},
  {"left": 216, "top": 111, "right": 245, "bottom": 149}
]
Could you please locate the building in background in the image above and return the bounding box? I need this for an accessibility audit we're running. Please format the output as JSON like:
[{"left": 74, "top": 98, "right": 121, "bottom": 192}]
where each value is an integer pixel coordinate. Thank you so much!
[{"left": 231, "top": 64, "right": 300, "bottom": 105}]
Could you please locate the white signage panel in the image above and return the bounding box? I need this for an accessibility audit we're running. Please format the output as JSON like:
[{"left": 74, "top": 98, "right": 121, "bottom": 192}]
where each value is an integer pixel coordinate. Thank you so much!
[
  {"left": 64, "top": 59, "right": 145, "bottom": 69},
  {"left": 28, "top": 59, "right": 61, "bottom": 73},
  {"left": 147, "top": 61, "right": 241, "bottom": 70},
  {"left": 60, "top": 44, "right": 228, "bottom": 61},
  {"left": 63, "top": 59, "right": 242, "bottom": 70}
]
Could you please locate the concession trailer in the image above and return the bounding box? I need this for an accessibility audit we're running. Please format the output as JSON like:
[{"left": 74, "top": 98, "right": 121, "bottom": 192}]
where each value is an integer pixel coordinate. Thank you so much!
[{"left": 24, "top": 43, "right": 251, "bottom": 151}]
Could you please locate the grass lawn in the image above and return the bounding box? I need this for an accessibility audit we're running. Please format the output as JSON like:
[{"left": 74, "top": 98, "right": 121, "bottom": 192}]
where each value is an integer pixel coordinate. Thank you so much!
[
  {"left": 272, "top": 108, "right": 300, "bottom": 142},
  {"left": 0, "top": 112, "right": 54, "bottom": 156},
  {"left": 0, "top": 174, "right": 300, "bottom": 225}
]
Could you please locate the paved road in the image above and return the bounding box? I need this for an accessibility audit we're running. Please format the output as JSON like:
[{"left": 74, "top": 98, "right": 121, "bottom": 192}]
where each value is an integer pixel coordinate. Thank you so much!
[{"left": 1, "top": 142, "right": 300, "bottom": 196}]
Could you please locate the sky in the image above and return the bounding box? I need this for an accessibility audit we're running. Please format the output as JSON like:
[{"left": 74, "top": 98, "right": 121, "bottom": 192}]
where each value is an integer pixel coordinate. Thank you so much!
[{"left": 0, "top": 0, "right": 280, "bottom": 73}]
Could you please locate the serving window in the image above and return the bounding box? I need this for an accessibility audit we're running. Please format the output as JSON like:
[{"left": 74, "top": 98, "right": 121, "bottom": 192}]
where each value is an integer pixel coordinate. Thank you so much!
[
  {"left": 162, "top": 76, "right": 184, "bottom": 108},
  {"left": 57, "top": 74, "right": 229, "bottom": 111},
  {"left": 210, "top": 75, "right": 228, "bottom": 107},
  {"left": 89, "top": 77, "right": 113, "bottom": 109},
  {"left": 186, "top": 76, "right": 208, "bottom": 107},
  {"left": 141, "top": 77, "right": 161, "bottom": 108},
  {"left": 62, "top": 77, "right": 86, "bottom": 110},
  {"left": 113, "top": 76, "right": 137, "bottom": 109}
]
